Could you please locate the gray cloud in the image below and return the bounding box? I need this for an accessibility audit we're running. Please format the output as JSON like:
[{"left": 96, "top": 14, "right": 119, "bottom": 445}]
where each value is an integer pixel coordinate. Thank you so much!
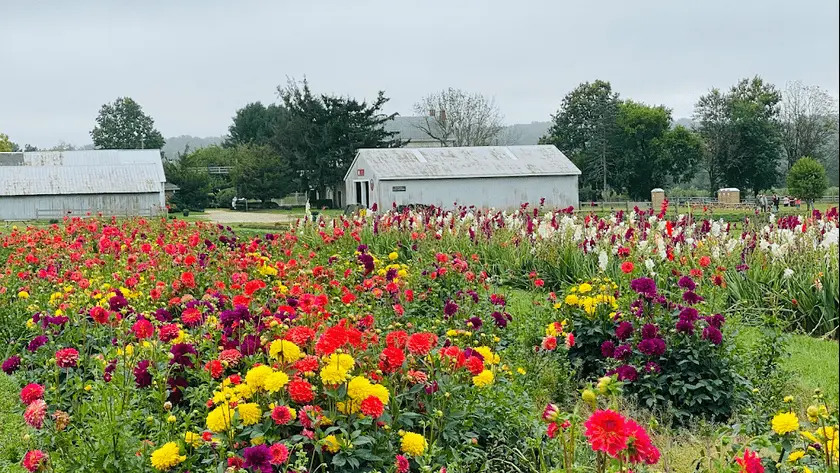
[{"left": 1, "top": 0, "right": 837, "bottom": 147}]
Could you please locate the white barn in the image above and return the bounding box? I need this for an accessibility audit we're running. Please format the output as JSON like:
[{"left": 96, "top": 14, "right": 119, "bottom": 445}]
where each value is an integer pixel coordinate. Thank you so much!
[
  {"left": 0, "top": 149, "right": 166, "bottom": 220},
  {"left": 343, "top": 145, "right": 580, "bottom": 210}
]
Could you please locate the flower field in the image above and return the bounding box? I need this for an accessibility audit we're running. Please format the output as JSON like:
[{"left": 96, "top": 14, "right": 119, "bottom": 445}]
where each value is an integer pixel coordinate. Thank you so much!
[{"left": 0, "top": 203, "right": 838, "bottom": 473}]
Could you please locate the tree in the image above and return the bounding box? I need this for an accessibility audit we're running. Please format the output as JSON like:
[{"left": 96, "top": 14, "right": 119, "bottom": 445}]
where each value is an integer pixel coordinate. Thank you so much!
[
  {"left": 274, "top": 78, "right": 403, "bottom": 206},
  {"left": 0, "top": 133, "right": 13, "bottom": 152},
  {"left": 787, "top": 157, "right": 828, "bottom": 209},
  {"left": 230, "top": 145, "right": 297, "bottom": 203},
  {"left": 163, "top": 157, "right": 212, "bottom": 211},
  {"left": 780, "top": 81, "right": 839, "bottom": 170},
  {"left": 90, "top": 97, "right": 165, "bottom": 150},
  {"left": 693, "top": 76, "right": 782, "bottom": 196},
  {"left": 611, "top": 102, "right": 703, "bottom": 199},
  {"left": 540, "top": 80, "right": 622, "bottom": 199},
  {"left": 224, "top": 102, "right": 287, "bottom": 148},
  {"left": 412, "top": 88, "right": 504, "bottom": 147}
]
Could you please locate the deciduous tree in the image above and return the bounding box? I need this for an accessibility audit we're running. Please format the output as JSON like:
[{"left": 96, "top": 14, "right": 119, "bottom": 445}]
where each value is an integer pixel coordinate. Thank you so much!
[
  {"left": 230, "top": 145, "right": 296, "bottom": 203},
  {"left": 0, "top": 133, "right": 14, "bottom": 152},
  {"left": 780, "top": 81, "right": 839, "bottom": 170},
  {"left": 224, "top": 102, "right": 286, "bottom": 148},
  {"left": 90, "top": 97, "right": 165, "bottom": 150},
  {"left": 540, "top": 80, "right": 622, "bottom": 199},
  {"left": 787, "top": 156, "right": 828, "bottom": 209},
  {"left": 413, "top": 88, "right": 504, "bottom": 147}
]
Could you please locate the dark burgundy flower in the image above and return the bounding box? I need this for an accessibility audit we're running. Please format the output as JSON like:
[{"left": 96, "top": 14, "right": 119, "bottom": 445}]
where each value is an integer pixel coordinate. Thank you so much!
[
  {"left": 169, "top": 343, "right": 197, "bottom": 368},
  {"left": 243, "top": 444, "right": 273, "bottom": 473},
  {"left": 615, "top": 322, "right": 634, "bottom": 340},
  {"left": 641, "top": 324, "right": 659, "bottom": 339},
  {"left": 134, "top": 360, "right": 152, "bottom": 388},
  {"left": 153, "top": 308, "right": 172, "bottom": 322},
  {"left": 491, "top": 311, "right": 512, "bottom": 328},
  {"left": 677, "top": 275, "right": 696, "bottom": 291},
  {"left": 27, "top": 335, "right": 48, "bottom": 352},
  {"left": 443, "top": 300, "right": 459, "bottom": 318},
  {"left": 466, "top": 317, "right": 483, "bottom": 330},
  {"left": 167, "top": 376, "right": 188, "bottom": 404},
  {"left": 630, "top": 278, "right": 657, "bottom": 298},
  {"left": 702, "top": 326, "right": 723, "bottom": 345},
  {"left": 643, "top": 361, "right": 661, "bottom": 374},
  {"left": 616, "top": 364, "right": 638, "bottom": 382},
  {"left": 614, "top": 344, "right": 633, "bottom": 361},
  {"left": 675, "top": 318, "right": 695, "bottom": 334},
  {"left": 600, "top": 340, "right": 616, "bottom": 358},
  {"left": 678, "top": 307, "right": 699, "bottom": 322},
  {"left": 638, "top": 338, "right": 666, "bottom": 357},
  {"left": 682, "top": 291, "right": 704, "bottom": 305},
  {"left": 705, "top": 313, "right": 726, "bottom": 329},
  {"left": 108, "top": 293, "right": 129, "bottom": 311},
  {"left": 2, "top": 355, "right": 21, "bottom": 374},
  {"left": 239, "top": 334, "right": 261, "bottom": 356}
]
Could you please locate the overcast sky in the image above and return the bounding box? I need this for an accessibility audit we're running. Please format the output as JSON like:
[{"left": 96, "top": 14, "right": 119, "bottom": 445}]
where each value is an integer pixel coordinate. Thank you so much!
[{"left": 1, "top": 0, "right": 838, "bottom": 148}]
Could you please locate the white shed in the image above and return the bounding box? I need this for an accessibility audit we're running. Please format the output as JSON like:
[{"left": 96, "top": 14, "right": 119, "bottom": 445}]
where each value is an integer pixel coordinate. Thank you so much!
[
  {"left": 344, "top": 145, "right": 580, "bottom": 210},
  {"left": 0, "top": 149, "right": 166, "bottom": 220}
]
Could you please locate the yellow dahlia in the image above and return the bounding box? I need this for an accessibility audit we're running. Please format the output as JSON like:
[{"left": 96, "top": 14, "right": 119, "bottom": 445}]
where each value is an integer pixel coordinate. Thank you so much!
[
  {"left": 263, "top": 371, "right": 290, "bottom": 393},
  {"left": 772, "top": 412, "right": 799, "bottom": 435},
  {"left": 150, "top": 442, "right": 185, "bottom": 471},
  {"left": 206, "top": 404, "right": 232, "bottom": 432},
  {"left": 323, "top": 434, "right": 340, "bottom": 453},
  {"left": 401, "top": 432, "right": 427, "bottom": 457},
  {"left": 472, "top": 369, "right": 494, "bottom": 387},
  {"left": 237, "top": 402, "right": 262, "bottom": 426},
  {"left": 269, "top": 340, "right": 303, "bottom": 363},
  {"left": 245, "top": 365, "right": 274, "bottom": 391}
]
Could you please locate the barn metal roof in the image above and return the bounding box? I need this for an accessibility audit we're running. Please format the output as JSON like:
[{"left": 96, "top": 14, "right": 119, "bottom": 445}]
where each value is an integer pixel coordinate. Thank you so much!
[
  {"left": 348, "top": 145, "right": 581, "bottom": 180},
  {"left": 0, "top": 149, "right": 166, "bottom": 196}
]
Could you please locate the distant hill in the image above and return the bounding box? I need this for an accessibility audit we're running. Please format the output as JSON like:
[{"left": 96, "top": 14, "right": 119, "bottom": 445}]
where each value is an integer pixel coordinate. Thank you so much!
[{"left": 162, "top": 135, "right": 224, "bottom": 158}]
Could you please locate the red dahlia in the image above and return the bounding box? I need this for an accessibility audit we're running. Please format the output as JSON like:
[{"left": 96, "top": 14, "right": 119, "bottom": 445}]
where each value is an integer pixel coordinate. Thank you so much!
[{"left": 584, "top": 409, "right": 629, "bottom": 458}]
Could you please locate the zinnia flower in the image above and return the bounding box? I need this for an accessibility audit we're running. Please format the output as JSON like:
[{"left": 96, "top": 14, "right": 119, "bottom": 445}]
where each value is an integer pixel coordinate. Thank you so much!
[
  {"left": 401, "top": 432, "right": 427, "bottom": 457},
  {"left": 22, "top": 450, "right": 47, "bottom": 472},
  {"left": 150, "top": 442, "right": 185, "bottom": 471},
  {"left": 771, "top": 412, "right": 799, "bottom": 435},
  {"left": 584, "top": 410, "right": 629, "bottom": 458}
]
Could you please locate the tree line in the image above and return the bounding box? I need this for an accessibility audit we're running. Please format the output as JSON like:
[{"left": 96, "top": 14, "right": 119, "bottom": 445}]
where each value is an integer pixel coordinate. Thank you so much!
[
  {"left": 2, "top": 75, "right": 835, "bottom": 209},
  {"left": 540, "top": 77, "right": 838, "bottom": 201}
]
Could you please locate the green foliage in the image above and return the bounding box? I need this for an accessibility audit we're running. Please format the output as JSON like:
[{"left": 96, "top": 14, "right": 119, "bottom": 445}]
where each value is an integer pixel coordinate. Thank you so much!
[
  {"left": 0, "top": 133, "right": 14, "bottom": 152},
  {"left": 164, "top": 159, "right": 212, "bottom": 210},
  {"left": 787, "top": 156, "right": 829, "bottom": 205},
  {"left": 224, "top": 102, "right": 286, "bottom": 148},
  {"left": 0, "top": 375, "right": 27, "bottom": 471},
  {"left": 230, "top": 145, "right": 297, "bottom": 203},
  {"left": 274, "top": 79, "right": 404, "bottom": 204},
  {"left": 694, "top": 76, "right": 783, "bottom": 195},
  {"left": 90, "top": 97, "right": 165, "bottom": 150},
  {"left": 541, "top": 80, "right": 622, "bottom": 197}
]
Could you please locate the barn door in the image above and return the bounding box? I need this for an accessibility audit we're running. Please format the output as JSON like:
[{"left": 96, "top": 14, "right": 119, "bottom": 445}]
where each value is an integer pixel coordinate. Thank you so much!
[{"left": 354, "top": 180, "right": 369, "bottom": 208}]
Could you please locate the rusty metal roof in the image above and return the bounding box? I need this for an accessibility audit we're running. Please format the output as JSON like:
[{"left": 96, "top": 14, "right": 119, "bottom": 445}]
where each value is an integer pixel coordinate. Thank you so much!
[
  {"left": 0, "top": 149, "right": 166, "bottom": 196},
  {"left": 349, "top": 145, "right": 581, "bottom": 180}
]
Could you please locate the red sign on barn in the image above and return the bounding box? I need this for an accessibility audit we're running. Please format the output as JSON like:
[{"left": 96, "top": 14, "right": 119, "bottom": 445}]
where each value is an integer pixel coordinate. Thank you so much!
[{"left": 357, "top": 169, "right": 364, "bottom": 176}]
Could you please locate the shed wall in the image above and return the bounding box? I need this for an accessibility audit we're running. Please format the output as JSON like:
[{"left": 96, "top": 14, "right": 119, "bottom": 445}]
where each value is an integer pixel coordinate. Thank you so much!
[
  {"left": 0, "top": 193, "right": 165, "bottom": 220},
  {"left": 374, "top": 176, "right": 579, "bottom": 210}
]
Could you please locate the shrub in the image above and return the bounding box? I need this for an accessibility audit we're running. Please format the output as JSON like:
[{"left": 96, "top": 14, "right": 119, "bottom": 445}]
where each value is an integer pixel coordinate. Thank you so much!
[
  {"left": 787, "top": 157, "right": 829, "bottom": 207},
  {"left": 558, "top": 277, "right": 743, "bottom": 422}
]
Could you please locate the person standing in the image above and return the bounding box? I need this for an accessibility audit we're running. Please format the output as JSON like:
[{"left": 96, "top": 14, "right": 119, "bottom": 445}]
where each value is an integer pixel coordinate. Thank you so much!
[{"left": 772, "top": 194, "right": 779, "bottom": 212}]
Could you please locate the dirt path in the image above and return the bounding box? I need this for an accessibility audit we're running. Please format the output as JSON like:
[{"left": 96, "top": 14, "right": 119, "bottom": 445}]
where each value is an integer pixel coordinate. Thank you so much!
[{"left": 201, "top": 209, "right": 298, "bottom": 225}]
